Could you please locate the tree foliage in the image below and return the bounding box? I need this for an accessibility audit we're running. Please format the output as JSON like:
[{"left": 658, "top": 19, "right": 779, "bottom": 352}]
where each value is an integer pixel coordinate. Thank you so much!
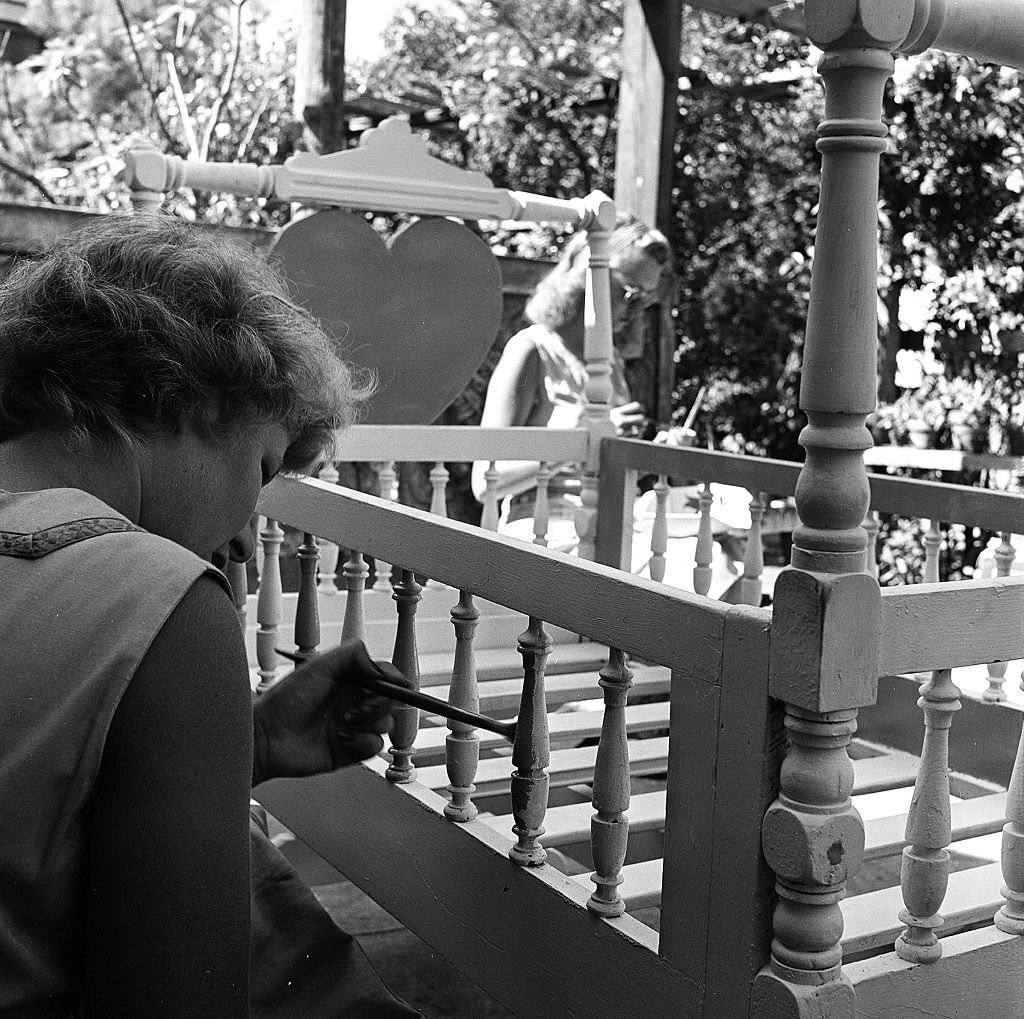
[{"left": 3, "top": 0, "right": 302, "bottom": 224}]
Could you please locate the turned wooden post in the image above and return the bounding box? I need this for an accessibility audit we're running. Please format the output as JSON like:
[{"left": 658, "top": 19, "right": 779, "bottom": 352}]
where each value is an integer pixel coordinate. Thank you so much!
[
  {"left": 316, "top": 462, "right": 341, "bottom": 596},
  {"left": 896, "top": 668, "right": 960, "bottom": 962},
  {"left": 922, "top": 518, "right": 942, "bottom": 583},
  {"left": 255, "top": 517, "right": 285, "bottom": 691},
  {"left": 429, "top": 461, "right": 449, "bottom": 517},
  {"left": 532, "top": 463, "right": 552, "bottom": 547},
  {"left": 445, "top": 590, "right": 481, "bottom": 822},
  {"left": 995, "top": 718, "right": 1024, "bottom": 934},
  {"left": 480, "top": 461, "right": 500, "bottom": 532},
  {"left": 294, "top": 533, "right": 321, "bottom": 657},
  {"left": 753, "top": 4, "right": 908, "bottom": 1013},
  {"left": 386, "top": 569, "right": 422, "bottom": 784},
  {"left": 577, "top": 192, "right": 617, "bottom": 562},
  {"left": 588, "top": 648, "right": 634, "bottom": 916},
  {"left": 694, "top": 482, "right": 714, "bottom": 596},
  {"left": 738, "top": 493, "right": 765, "bottom": 606},
  {"left": 984, "top": 533, "right": 1015, "bottom": 701},
  {"left": 649, "top": 475, "right": 670, "bottom": 583},
  {"left": 509, "top": 617, "right": 552, "bottom": 866},
  {"left": 340, "top": 549, "right": 369, "bottom": 644}
]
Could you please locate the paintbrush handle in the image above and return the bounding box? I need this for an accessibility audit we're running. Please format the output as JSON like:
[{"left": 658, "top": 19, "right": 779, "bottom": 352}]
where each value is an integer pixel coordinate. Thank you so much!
[{"left": 275, "top": 648, "right": 517, "bottom": 742}]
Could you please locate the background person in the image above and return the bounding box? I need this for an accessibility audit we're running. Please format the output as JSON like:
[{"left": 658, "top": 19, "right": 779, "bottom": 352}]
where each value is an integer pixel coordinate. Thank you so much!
[{"left": 471, "top": 214, "right": 671, "bottom": 550}]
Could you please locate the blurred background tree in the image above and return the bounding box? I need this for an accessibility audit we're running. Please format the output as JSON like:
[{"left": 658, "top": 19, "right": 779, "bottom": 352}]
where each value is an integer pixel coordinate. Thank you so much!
[
  {"left": 7, "top": 1, "right": 1024, "bottom": 461},
  {"left": 3, "top": 0, "right": 302, "bottom": 224}
]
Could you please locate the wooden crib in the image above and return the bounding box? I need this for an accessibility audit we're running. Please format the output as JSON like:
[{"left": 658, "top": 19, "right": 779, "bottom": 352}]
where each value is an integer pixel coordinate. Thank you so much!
[{"left": 125, "top": 3, "right": 1024, "bottom": 1014}]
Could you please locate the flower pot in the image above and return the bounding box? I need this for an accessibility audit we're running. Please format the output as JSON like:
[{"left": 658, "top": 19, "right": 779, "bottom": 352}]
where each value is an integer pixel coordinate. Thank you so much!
[{"left": 906, "top": 420, "right": 935, "bottom": 449}]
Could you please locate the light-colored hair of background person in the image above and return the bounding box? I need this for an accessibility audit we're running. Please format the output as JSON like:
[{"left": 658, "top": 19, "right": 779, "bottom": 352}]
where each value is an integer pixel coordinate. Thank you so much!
[
  {"left": 0, "top": 214, "right": 373, "bottom": 469},
  {"left": 524, "top": 213, "right": 671, "bottom": 332}
]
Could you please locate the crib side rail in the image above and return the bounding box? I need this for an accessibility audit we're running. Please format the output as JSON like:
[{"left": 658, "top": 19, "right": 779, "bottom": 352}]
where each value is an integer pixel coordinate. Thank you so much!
[{"left": 258, "top": 475, "right": 736, "bottom": 674}]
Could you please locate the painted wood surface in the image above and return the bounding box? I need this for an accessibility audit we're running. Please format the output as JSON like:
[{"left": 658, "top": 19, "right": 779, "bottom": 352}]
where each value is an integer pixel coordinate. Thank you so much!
[
  {"left": 879, "top": 578, "right": 1024, "bottom": 674},
  {"left": 272, "top": 212, "right": 502, "bottom": 426},
  {"left": 258, "top": 477, "right": 738, "bottom": 676},
  {"left": 847, "top": 926, "right": 1024, "bottom": 1018},
  {"left": 256, "top": 760, "right": 702, "bottom": 1019}
]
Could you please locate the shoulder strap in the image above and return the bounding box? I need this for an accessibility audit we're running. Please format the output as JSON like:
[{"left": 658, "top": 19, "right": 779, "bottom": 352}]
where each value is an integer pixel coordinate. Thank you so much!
[{"left": 0, "top": 516, "right": 143, "bottom": 560}]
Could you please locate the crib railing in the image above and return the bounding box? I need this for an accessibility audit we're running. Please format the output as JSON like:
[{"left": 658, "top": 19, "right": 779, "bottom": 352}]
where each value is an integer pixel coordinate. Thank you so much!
[
  {"left": 249, "top": 435, "right": 1024, "bottom": 1015},
  {"left": 254, "top": 473, "right": 776, "bottom": 1017}
]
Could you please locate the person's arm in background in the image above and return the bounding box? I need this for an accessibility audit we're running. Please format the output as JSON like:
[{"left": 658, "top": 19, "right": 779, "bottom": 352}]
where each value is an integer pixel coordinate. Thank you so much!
[
  {"left": 83, "top": 575, "right": 252, "bottom": 1018},
  {"left": 472, "top": 331, "right": 546, "bottom": 501}
]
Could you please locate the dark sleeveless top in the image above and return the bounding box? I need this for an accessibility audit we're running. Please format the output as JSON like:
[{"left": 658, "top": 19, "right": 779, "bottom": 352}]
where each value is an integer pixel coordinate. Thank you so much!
[{"left": 0, "top": 489, "right": 224, "bottom": 1016}]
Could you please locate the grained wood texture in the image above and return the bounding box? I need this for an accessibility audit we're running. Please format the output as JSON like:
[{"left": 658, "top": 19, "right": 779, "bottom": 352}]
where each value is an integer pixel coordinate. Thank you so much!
[{"left": 846, "top": 927, "right": 1024, "bottom": 1018}]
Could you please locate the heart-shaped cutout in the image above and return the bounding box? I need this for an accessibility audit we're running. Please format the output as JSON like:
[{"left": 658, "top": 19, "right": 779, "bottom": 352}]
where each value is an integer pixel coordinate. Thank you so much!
[{"left": 272, "top": 210, "right": 502, "bottom": 425}]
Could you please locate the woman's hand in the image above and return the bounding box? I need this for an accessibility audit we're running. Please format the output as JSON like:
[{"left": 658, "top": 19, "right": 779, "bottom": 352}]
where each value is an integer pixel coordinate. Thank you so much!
[
  {"left": 610, "top": 400, "right": 649, "bottom": 437},
  {"left": 251, "top": 640, "right": 411, "bottom": 786}
]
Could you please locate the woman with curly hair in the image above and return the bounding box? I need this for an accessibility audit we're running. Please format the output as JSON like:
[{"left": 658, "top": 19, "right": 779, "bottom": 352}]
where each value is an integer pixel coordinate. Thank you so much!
[
  {"left": 0, "top": 215, "right": 418, "bottom": 1017},
  {"left": 472, "top": 214, "right": 671, "bottom": 550}
]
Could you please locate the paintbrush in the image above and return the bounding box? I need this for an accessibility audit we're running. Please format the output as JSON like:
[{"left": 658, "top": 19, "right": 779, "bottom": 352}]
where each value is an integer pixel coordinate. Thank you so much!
[{"left": 274, "top": 647, "right": 517, "bottom": 742}]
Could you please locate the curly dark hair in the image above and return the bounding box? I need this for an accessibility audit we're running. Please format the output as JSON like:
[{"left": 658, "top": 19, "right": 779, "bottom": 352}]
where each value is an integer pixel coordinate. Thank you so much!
[
  {"left": 524, "top": 213, "right": 672, "bottom": 331},
  {"left": 0, "top": 214, "right": 371, "bottom": 469}
]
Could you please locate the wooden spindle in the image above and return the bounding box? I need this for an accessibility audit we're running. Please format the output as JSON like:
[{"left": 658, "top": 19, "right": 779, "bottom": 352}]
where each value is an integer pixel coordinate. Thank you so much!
[
  {"left": 694, "top": 483, "right": 714, "bottom": 596},
  {"left": 862, "top": 510, "right": 880, "bottom": 580},
  {"left": 445, "top": 590, "right": 481, "bottom": 822},
  {"left": 315, "top": 462, "right": 341, "bottom": 596},
  {"left": 509, "top": 617, "right": 552, "bottom": 866},
  {"left": 578, "top": 193, "right": 617, "bottom": 564},
  {"left": 340, "top": 549, "right": 369, "bottom": 644},
  {"left": 254, "top": 514, "right": 266, "bottom": 586},
  {"left": 587, "top": 648, "right": 634, "bottom": 917},
  {"left": 754, "top": 10, "right": 895, "bottom": 1010},
  {"left": 532, "top": 462, "right": 551, "bottom": 547},
  {"left": 738, "top": 492, "right": 765, "bottom": 606},
  {"left": 255, "top": 518, "right": 284, "bottom": 691},
  {"left": 649, "top": 475, "right": 669, "bottom": 583},
  {"left": 995, "top": 719, "right": 1024, "bottom": 934},
  {"left": 923, "top": 518, "right": 942, "bottom": 583},
  {"left": 481, "top": 460, "right": 500, "bottom": 531},
  {"left": 896, "top": 668, "right": 961, "bottom": 962},
  {"left": 429, "top": 461, "right": 449, "bottom": 517},
  {"left": 984, "top": 533, "right": 1016, "bottom": 702},
  {"left": 374, "top": 460, "right": 398, "bottom": 581},
  {"left": 294, "top": 533, "right": 321, "bottom": 657},
  {"left": 577, "top": 474, "right": 599, "bottom": 562},
  {"left": 386, "top": 569, "right": 422, "bottom": 784}
]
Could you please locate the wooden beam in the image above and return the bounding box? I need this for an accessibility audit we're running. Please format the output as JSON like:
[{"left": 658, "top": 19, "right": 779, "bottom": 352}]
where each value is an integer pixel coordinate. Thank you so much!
[{"left": 614, "top": 0, "right": 681, "bottom": 234}]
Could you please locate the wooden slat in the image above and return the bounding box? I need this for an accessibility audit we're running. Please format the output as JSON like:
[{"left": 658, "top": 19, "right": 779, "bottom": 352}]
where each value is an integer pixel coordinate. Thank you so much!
[
  {"left": 414, "top": 737, "right": 670, "bottom": 796},
  {"left": 863, "top": 793, "right": 1007, "bottom": 861},
  {"left": 846, "top": 926, "right": 1024, "bottom": 1016},
  {"left": 582, "top": 792, "right": 1010, "bottom": 913},
  {"left": 332, "top": 424, "right": 588, "bottom": 464},
  {"left": 427, "top": 663, "right": 671, "bottom": 714},
  {"left": 480, "top": 789, "right": 669, "bottom": 846},
  {"left": 840, "top": 862, "right": 1006, "bottom": 957},
  {"left": 571, "top": 858, "right": 664, "bottom": 911},
  {"left": 412, "top": 701, "right": 670, "bottom": 759},
  {"left": 259, "top": 477, "right": 737, "bottom": 676},
  {"left": 879, "top": 579, "right": 1024, "bottom": 675}
]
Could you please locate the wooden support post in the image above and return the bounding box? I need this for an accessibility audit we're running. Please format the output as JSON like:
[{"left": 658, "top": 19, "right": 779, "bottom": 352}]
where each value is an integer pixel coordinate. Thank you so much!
[
  {"left": 579, "top": 193, "right": 617, "bottom": 562},
  {"left": 255, "top": 518, "right": 285, "bottom": 691},
  {"left": 752, "top": 3, "right": 909, "bottom": 1014}
]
